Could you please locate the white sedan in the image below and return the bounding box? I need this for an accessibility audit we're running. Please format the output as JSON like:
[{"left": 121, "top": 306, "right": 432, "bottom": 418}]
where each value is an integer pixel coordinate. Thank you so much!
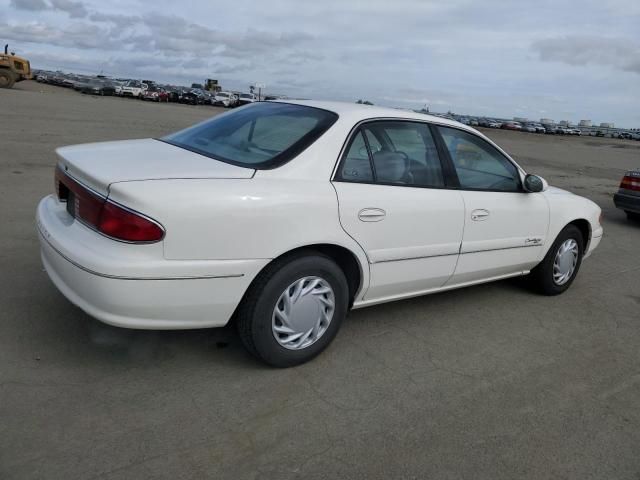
[{"left": 37, "top": 101, "right": 603, "bottom": 366}]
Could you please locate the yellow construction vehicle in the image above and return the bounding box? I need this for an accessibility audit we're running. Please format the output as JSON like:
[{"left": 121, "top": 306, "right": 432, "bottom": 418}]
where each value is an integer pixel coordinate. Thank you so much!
[
  {"left": 0, "top": 44, "right": 32, "bottom": 89},
  {"left": 205, "top": 78, "right": 221, "bottom": 93}
]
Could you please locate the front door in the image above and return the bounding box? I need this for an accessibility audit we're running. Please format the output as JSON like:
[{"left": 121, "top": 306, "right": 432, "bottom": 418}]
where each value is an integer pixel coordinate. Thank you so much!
[
  {"left": 332, "top": 120, "right": 465, "bottom": 301},
  {"left": 434, "top": 125, "right": 549, "bottom": 285}
]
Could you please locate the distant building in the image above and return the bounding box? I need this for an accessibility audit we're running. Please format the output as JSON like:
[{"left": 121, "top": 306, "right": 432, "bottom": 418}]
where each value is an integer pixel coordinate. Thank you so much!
[
  {"left": 600, "top": 122, "right": 614, "bottom": 128},
  {"left": 559, "top": 120, "right": 570, "bottom": 127},
  {"left": 514, "top": 117, "right": 528, "bottom": 123},
  {"left": 579, "top": 120, "right": 592, "bottom": 127},
  {"left": 541, "top": 118, "right": 554, "bottom": 125}
]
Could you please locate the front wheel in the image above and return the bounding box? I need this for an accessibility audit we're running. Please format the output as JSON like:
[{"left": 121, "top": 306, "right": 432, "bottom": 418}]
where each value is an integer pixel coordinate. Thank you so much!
[
  {"left": 529, "top": 225, "right": 584, "bottom": 295},
  {"left": 0, "top": 70, "right": 16, "bottom": 88},
  {"left": 236, "top": 252, "right": 349, "bottom": 367}
]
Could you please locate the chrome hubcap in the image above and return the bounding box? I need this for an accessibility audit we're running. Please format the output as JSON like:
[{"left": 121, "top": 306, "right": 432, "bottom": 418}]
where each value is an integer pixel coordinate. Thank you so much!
[
  {"left": 553, "top": 238, "right": 579, "bottom": 285},
  {"left": 272, "top": 276, "right": 335, "bottom": 350}
]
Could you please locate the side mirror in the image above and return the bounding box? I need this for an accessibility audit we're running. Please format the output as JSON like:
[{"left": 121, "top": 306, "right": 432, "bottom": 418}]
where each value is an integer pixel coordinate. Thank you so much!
[{"left": 523, "top": 174, "right": 548, "bottom": 193}]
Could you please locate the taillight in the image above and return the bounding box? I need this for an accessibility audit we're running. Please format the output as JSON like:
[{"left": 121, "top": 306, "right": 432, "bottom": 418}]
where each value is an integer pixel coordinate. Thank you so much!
[
  {"left": 98, "top": 202, "right": 164, "bottom": 242},
  {"left": 620, "top": 175, "right": 640, "bottom": 192},
  {"left": 54, "top": 166, "right": 164, "bottom": 243}
]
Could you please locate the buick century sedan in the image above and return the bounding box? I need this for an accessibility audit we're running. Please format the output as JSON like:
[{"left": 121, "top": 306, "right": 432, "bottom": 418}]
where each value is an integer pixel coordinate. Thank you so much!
[{"left": 37, "top": 101, "right": 603, "bottom": 366}]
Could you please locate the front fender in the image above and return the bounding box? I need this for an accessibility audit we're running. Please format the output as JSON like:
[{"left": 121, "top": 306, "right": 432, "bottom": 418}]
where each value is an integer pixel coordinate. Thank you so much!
[{"left": 542, "top": 187, "right": 602, "bottom": 257}]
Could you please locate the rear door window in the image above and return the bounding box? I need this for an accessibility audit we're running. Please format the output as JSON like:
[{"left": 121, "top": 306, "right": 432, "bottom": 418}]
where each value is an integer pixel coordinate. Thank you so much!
[{"left": 335, "top": 121, "right": 445, "bottom": 188}]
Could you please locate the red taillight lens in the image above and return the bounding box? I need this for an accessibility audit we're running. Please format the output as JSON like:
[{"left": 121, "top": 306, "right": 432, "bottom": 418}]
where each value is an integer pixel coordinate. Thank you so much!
[
  {"left": 98, "top": 202, "right": 164, "bottom": 242},
  {"left": 76, "top": 185, "right": 104, "bottom": 226},
  {"left": 620, "top": 175, "right": 640, "bottom": 192},
  {"left": 54, "top": 166, "right": 164, "bottom": 243}
]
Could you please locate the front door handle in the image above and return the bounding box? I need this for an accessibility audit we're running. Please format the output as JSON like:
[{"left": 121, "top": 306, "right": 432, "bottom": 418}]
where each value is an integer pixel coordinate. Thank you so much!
[
  {"left": 471, "top": 209, "right": 490, "bottom": 221},
  {"left": 358, "top": 208, "right": 386, "bottom": 222}
]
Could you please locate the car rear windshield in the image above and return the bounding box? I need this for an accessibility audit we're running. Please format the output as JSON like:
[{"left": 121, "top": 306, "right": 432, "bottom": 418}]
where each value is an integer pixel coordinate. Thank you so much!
[{"left": 161, "top": 102, "right": 339, "bottom": 169}]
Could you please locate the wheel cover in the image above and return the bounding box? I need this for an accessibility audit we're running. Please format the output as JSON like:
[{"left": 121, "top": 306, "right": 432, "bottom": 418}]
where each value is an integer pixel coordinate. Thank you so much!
[
  {"left": 553, "top": 239, "right": 579, "bottom": 285},
  {"left": 272, "top": 276, "right": 335, "bottom": 350}
]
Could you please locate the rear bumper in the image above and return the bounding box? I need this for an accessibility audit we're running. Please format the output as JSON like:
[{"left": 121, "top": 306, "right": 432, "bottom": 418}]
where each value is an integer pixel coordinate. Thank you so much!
[
  {"left": 614, "top": 192, "right": 640, "bottom": 214},
  {"left": 37, "top": 195, "right": 268, "bottom": 329}
]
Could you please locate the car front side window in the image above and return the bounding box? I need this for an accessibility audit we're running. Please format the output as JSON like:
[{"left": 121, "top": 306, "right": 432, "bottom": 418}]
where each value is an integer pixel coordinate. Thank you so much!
[{"left": 437, "top": 126, "right": 521, "bottom": 192}]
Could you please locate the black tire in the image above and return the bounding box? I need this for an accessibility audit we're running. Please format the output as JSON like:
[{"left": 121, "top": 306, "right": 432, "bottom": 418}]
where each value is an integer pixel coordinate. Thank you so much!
[
  {"left": 236, "top": 251, "right": 349, "bottom": 367},
  {"left": 0, "top": 69, "right": 16, "bottom": 88},
  {"left": 626, "top": 211, "right": 640, "bottom": 221},
  {"left": 529, "top": 225, "right": 584, "bottom": 295}
]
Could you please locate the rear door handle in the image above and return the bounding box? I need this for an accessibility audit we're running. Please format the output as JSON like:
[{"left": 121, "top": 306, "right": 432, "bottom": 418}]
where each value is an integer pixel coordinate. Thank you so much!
[
  {"left": 358, "top": 208, "right": 386, "bottom": 222},
  {"left": 471, "top": 209, "right": 490, "bottom": 221}
]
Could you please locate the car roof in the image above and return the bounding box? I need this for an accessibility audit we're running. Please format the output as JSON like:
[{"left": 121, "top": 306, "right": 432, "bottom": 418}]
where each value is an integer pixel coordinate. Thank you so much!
[{"left": 272, "top": 99, "right": 474, "bottom": 132}]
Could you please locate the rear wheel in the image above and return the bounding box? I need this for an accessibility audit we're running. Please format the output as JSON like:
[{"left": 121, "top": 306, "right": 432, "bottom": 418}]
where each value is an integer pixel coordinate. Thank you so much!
[
  {"left": 0, "top": 70, "right": 16, "bottom": 88},
  {"left": 236, "top": 252, "right": 349, "bottom": 367},
  {"left": 529, "top": 225, "right": 584, "bottom": 295}
]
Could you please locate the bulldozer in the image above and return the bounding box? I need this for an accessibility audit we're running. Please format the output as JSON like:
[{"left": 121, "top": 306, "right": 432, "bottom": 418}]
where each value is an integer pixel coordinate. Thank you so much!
[{"left": 0, "top": 44, "right": 32, "bottom": 89}]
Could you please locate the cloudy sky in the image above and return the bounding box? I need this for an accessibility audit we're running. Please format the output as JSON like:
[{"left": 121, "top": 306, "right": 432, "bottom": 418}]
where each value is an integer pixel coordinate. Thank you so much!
[{"left": 3, "top": 0, "right": 639, "bottom": 126}]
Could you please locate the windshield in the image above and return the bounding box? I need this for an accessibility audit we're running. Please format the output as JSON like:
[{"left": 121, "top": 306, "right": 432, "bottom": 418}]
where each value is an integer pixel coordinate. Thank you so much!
[
  {"left": 217, "top": 93, "right": 229, "bottom": 98},
  {"left": 240, "top": 94, "right": 252, "bottom": 98},
  {"left": 162, "top": 102, "right": 338, "bottom": 169}
]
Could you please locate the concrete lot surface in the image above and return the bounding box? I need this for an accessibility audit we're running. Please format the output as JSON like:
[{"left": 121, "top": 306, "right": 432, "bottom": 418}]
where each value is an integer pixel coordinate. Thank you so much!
[{"left": 1, "top": 81, "right": 639, "bottom": 480}]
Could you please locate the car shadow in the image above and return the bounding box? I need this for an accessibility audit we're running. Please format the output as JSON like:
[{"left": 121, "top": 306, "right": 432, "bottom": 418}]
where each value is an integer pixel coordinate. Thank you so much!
[
  {"left": 73, "top": 312, "right": 265, "bottom": 369},
  {"left": 66, "top": 275, "right": 539, "bottom": 369},
  {"left": 604, "top": 212, "right": 640, "bottom": 228}
]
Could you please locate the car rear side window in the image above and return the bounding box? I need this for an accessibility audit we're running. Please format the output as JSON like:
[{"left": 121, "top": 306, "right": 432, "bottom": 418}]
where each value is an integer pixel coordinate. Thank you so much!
[
  {"left": 335, "top": 120, "right": 445, "bottom": 188},
  {"left": 162, "top": 102, "right": 338, "bottom": 169}
]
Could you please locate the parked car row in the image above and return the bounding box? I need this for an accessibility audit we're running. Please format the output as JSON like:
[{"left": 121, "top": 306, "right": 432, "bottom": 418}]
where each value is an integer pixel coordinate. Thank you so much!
[
  {"left": 34, "top": 71, "right": 263, "bottom": 109},
  {"left": 455, "top": 114, "right": 638, "bottom": 139}
]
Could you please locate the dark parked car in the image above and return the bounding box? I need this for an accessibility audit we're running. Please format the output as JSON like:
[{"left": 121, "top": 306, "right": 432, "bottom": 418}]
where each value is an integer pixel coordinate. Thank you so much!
[
  {"left": 178, "top": 90, "right": 204, "bottom": 105},
  {"left": 614, "top": 170, "right": 640, "bottom": 221},
  {"left": 166, "top": 89, "right": 182, "bottom": 102},
  {"left": 79, "top": 80, "right": 116, "bottom": 96}
]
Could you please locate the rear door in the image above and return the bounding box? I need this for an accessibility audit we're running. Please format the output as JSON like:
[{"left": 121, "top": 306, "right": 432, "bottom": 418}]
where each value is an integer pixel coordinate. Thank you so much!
[
  {"left": 332, "top": 120, "right": 465, "bottom": 301},
  {"left": 434, "top": 125, "right": 549, "bottom": 284}
]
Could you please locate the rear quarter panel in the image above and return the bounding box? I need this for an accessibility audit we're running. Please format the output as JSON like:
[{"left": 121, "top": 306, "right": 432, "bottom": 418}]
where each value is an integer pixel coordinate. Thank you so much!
[{"left": 107, "top": 178, "right": 369, "bottom": 282}]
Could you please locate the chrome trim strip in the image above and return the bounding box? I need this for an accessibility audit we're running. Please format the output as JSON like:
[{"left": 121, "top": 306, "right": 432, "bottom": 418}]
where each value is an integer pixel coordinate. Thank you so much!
[
  {"left": 372, "top": 252, "right": 459, "bottom": 264},
  {"left": 38, "top": 226, "right": 244, "bottom": 281},
  {"left": 370, "top": 243, "right": 542, "bottom": 264},
  {"left": 461, "top": 243, "right": 543, "bottom": 255}
]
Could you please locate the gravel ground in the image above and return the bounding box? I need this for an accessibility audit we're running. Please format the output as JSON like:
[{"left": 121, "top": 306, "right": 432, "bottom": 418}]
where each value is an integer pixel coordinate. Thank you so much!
[{"left": 1, "top": 81, "right": 639, "bottom": 480}]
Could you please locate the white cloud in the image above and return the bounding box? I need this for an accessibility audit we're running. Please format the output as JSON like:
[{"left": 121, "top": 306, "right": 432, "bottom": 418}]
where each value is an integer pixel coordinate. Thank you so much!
[
  {"left": 3, "top": 0, "right": 640, "bottom": 126},
  {"left": 532, "top": 35, "right": 640, "bottom": 74}
]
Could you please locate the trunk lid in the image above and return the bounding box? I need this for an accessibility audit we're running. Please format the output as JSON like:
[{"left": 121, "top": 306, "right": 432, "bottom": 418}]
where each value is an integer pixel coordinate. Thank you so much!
[{"left": 56, "top": 138, "right": 254, "bottom": 195}]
